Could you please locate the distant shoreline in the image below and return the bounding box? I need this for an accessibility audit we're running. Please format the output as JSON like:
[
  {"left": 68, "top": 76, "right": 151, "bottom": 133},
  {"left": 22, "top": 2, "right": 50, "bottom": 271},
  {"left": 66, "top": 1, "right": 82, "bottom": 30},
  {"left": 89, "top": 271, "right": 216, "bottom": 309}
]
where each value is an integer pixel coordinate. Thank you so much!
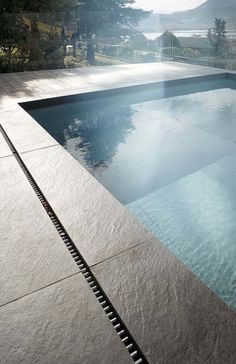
[{"left": 144, "top": 30, "right": 236, "bottom": 40}]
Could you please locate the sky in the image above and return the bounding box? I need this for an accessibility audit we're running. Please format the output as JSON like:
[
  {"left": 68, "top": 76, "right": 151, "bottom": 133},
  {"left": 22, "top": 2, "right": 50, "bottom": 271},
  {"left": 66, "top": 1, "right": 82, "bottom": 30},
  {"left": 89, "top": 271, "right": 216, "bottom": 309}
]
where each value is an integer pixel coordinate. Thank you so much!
[{"left": 134, "top": 0, "right": 207, "bottom": 13}]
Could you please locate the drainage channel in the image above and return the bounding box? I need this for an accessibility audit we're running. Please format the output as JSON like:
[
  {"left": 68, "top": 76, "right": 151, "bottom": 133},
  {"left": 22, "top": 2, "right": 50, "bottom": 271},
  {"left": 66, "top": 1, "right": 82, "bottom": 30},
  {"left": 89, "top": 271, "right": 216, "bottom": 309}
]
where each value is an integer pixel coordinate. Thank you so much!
[{"left": 0, "top": 124, "right": 148, "bottom": 364}]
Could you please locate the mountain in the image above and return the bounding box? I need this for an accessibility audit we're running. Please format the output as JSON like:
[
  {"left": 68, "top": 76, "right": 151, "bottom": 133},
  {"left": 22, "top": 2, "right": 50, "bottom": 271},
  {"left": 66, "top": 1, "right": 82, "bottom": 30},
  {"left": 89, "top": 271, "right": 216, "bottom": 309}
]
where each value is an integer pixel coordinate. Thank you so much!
[
  {"left": 197, "top": 0, "right": 235, "bottom": 9},
  {"left": 138, "top": 0, "right": 236, "bottom": 32}
]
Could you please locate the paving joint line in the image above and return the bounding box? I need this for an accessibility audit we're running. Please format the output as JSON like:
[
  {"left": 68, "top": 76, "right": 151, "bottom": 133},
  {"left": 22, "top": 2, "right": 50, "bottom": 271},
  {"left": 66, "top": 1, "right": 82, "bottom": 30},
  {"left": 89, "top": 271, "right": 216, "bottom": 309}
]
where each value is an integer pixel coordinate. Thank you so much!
[
  {"left": 0, "top": 272, "right": 80, "bottom": 309},
  {"left": 0, "top": 123, "right": 149, "bottom": 364}
]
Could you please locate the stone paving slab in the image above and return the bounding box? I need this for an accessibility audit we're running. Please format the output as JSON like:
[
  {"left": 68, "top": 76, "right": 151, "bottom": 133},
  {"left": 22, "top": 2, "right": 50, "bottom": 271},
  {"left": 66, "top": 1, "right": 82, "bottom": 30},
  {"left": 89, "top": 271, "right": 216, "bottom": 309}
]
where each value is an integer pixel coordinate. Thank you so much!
[
  {"left": 0, "top": 107, "right": 58, "bottom": 153},
  {"left": 0, "top": 156, "right": 77, "bottom": 306},
  {"left": 92, "top": 240, "right": 236, "bottom": 364},
  {"left": 0, "top": 131, "right": 12, "bottom": 158},
  {"left": 0, "top": 62, "right": 234, "bottom": 362},
  {"left": 0, "top": 62, "right": 225, "bottom": 112},
  {"left": 79, "top": 62, "right": 224, "bottom": 89},
  {"left": 0, "top": 274, "right": 133, "bottom": 364},
  {"left": 20, "top": 145, "right": 153, "bottom": 266}
]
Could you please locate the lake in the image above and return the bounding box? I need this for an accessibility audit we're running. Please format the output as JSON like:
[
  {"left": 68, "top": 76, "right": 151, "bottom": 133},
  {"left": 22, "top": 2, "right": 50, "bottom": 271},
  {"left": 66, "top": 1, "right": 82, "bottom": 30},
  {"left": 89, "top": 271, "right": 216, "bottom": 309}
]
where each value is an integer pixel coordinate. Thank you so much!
[{"left": 145, "top": 29, "right": 236, "bottom": 40}]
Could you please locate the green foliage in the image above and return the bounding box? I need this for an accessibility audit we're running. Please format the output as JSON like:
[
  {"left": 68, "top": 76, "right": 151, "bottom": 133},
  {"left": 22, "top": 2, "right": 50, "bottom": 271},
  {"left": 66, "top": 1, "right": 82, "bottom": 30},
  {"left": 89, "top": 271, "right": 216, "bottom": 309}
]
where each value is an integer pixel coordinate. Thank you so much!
[
  {"left": 0, "top": 0, "right": 150, "bottom": 71},
  {"left": 0, "top": 1, "right": 70, "bottom": 71},
  {"left": 78, "top": 0, "right": 150, "bottom": 64},
  {"left": 0, "top": 1, "right": 65, "bottom": 71},
  {"left": 156, "top": 31, "right": 181, "bottom": 49},
  {"left": 141, "top": 52, "right": 156, "bottom": 63},
  {"left": 0, "top": 0, "right": 75, "bottom": 13},
  {"left": 120, "top": 45, "right": 134, "bottom": 58},
  {"left": 175, "top": 47, "right": 202, "bottom": 59},
  {"left": 127, "top": 33, "right": 148, "bottom": 50},
  {"left": 78, "top": 0, "right": 149, "bottom": 38},
  {"left": 0, "top": 12, "right": 29, "bottom": 72},
  {"left": 207, "top": 18, "right": 229, "bottom": 58}
]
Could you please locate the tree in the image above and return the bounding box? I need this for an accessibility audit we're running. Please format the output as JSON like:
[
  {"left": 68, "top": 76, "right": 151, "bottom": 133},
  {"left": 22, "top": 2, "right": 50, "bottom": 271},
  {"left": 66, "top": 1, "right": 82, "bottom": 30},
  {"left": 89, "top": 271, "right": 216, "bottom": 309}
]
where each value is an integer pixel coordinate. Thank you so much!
[
  {"left": 156, "top": 31, "right": 181, "bottom": 49},
  {"left": 208, "top": 18, "right": 229, "bottom": 62},
  {"left": 64, "top": 104, "right": 135, "bottom": 169},
  {"left": 0, "top": 12, "right": 29, "bottom": 72},
  {"left": 16, "top": 1, "right": 75, "bottom": 68},
  {"left": 0, "top": 0, "right": 150, "bottom": 71},
  {"left": 0, "top": 0, "right": 75, "bottom": 71},
  {"left": 127, "top": 33, "right": 148, "bottom": 50},
  {"left": 78, "top": 0, "right": 150, "bottom": 64}
]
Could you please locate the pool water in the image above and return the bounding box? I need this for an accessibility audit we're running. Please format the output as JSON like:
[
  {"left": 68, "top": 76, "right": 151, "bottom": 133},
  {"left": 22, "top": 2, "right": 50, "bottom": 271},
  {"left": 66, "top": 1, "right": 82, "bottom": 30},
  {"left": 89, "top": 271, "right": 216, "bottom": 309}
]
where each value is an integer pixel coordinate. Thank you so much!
[{"left": 26, "top": 78, "right": 236, "bottom": 311}]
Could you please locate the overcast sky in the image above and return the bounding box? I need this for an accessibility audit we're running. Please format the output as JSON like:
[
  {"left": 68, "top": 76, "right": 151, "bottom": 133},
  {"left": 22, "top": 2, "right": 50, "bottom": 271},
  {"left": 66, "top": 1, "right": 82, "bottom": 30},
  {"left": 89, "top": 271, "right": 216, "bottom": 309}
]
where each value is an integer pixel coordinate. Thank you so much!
[{"left": 134, "top": 0, "right": 207, "bottom": 13}]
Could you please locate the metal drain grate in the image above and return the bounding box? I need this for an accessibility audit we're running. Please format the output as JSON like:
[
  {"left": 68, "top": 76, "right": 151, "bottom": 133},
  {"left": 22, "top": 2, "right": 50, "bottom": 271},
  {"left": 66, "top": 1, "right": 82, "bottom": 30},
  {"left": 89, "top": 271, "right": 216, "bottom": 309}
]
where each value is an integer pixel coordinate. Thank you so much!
[{"left": 0, "top": 124, "right": 148, "bottom": 364}]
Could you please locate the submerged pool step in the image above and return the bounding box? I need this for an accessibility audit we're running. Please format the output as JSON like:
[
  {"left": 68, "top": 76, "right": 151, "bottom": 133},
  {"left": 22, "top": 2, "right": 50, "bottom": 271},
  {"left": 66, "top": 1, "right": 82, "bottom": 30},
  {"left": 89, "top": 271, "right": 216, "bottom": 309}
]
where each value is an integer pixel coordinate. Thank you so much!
[{"left": 0, "top": 124, "right": 148, "bottom": 364}]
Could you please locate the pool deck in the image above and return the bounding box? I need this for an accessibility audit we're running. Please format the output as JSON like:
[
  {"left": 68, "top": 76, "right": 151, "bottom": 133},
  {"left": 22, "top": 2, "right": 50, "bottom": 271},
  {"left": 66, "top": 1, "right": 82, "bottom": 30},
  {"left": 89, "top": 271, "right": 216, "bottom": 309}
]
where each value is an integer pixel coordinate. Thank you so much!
[{"left": 1, "top": 62, "right": 236, "bottom": 363}]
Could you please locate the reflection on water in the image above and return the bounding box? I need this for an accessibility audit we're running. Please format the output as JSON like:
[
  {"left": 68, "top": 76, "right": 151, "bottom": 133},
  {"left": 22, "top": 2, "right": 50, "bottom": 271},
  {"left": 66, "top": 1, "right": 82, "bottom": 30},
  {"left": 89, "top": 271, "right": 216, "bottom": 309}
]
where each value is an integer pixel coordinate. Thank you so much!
[
  {"left": 29, "top": 97, "right": 135, "bottom": 172},
  {"left": 28, "top": 79, "right": 236, "bottom": 204},
  {"left": 172, "top": 88, "right": 236, "bottom": 142},
  {"left": 64, "top": 105, "right": 135, "bottom": 170},
  {"left": 28, "top": 78, "right": 236, "bottom": 310}
]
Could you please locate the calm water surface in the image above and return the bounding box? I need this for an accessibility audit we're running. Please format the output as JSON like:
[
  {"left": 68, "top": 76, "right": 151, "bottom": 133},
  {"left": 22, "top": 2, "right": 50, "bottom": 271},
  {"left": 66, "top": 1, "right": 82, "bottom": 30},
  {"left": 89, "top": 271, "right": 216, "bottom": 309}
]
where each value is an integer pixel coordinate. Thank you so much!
[{"left": 28, "top": 78, "right": 236, "bottom": 311}]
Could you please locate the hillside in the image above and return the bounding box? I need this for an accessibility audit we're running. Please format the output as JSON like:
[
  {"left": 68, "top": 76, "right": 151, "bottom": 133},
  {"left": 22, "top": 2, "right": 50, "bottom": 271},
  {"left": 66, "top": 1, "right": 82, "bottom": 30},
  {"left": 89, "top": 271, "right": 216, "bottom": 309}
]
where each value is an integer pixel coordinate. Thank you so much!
[
  {"left": 197, "top": 0, "right": 235, "bottom": 9},
  {"left": 138, "top": 0, "right": 236, "bottom": 31}
]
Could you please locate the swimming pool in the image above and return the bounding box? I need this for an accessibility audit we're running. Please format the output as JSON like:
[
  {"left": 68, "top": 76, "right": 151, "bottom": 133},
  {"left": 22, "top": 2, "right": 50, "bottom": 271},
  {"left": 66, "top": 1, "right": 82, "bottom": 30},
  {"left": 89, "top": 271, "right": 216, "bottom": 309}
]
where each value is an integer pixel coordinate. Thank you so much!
[{"left": 22, "top": 74, "right": 236, "bottom": 311}]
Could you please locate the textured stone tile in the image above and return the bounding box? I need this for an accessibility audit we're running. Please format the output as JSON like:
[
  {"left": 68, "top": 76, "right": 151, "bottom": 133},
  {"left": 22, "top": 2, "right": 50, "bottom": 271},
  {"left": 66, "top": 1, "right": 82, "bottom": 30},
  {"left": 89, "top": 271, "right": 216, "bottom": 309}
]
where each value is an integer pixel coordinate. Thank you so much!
[
  {"left": 93, "top": 240, "right": 236, "bottom": 364},
  {"left": 0, "top": 132, "right": 12, "bottom": 158},
  {"left": 0, "top": 274, "right": 133, "bottom": 364},
  {"left": 0, "top": 107, "right": 58, "bottom": 153},
  {"left": 0, "top": 156, "right": 77, "bottom": 306},
  {"left": 36, "top": 83, "right": 109, "bottom": 100},
  {"left": 81, "top": 62, "right": 223, "bottom": 89},
  {"left": 21, "top": 146, "right": 152, "bottom": 266},
  {"left": 0, "top": 62, "right": 224, "bottom": 106}
]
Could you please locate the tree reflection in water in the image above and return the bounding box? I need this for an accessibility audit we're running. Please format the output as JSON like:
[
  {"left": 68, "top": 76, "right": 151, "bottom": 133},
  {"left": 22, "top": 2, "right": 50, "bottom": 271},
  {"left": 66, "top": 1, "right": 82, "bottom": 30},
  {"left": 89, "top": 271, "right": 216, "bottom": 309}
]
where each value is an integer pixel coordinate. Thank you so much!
[{"left": 64, "top": 105, "right": 135, "bottom": 171}]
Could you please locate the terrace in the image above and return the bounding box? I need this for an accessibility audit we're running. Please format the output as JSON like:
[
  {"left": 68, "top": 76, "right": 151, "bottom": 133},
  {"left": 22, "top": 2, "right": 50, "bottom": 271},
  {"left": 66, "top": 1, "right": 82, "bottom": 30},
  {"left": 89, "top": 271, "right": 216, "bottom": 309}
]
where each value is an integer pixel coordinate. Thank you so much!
[
  {"left": 1, "top": 61, "right": 236, "bottom": 363},
  {"left": 2, "top": 0, "right": 236, "bottom": 362}
]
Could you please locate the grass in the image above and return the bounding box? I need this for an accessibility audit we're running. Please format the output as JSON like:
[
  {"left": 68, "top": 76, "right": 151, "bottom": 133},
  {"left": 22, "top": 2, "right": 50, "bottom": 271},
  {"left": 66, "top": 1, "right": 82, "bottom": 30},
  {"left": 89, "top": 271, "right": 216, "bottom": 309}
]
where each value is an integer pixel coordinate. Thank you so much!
[
  {"left": 64, "top": 55, "right": 89, "bottom": 68},
  {"left": 64, "top": 52, "right": 126, "bottom": 68},
  {"left": 23, "top": 17, "right": 74, "bottom": 37},
  {"left": 95, "top": 53, "right": 125, "bottom": 65}
]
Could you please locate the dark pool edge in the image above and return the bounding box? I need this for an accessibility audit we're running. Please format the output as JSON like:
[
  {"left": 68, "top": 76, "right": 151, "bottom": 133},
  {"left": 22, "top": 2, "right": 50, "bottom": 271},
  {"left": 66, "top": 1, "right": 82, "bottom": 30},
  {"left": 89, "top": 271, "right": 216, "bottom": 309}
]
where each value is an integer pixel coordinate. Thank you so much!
[{"left": 19, "top": 71, "right": 231, "bottom": 111}]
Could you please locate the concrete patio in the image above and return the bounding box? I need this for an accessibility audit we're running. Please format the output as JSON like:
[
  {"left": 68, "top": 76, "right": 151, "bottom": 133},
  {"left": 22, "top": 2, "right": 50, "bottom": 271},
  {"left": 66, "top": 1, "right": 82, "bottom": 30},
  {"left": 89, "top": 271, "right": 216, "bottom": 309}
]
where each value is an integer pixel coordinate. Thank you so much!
[{"left": 1, "top": 62, "right": 236, "bottom": 363}]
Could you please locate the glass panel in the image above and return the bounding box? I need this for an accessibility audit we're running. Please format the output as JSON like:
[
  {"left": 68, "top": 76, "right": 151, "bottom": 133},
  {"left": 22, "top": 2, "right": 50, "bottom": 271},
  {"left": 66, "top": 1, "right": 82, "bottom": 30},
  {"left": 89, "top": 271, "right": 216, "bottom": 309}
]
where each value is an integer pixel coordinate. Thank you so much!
[
  {"left": 0, "top": 8, "right": 172, "bottom": 72},
  {"left": 1, "top": 2, "right": 236, "bottom": 73},
  {"left": 172, "top": 1, "right": 236, "bottom": 71}
]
